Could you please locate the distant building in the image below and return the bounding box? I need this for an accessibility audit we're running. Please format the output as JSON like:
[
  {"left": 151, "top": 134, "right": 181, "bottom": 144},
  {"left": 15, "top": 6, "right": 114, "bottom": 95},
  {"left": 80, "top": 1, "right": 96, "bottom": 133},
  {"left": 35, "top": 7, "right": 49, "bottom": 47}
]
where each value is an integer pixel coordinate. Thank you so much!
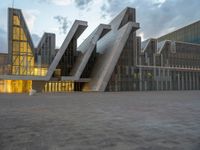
[{"left": 0, "top": 7, "right": 199, "bottom": 93}]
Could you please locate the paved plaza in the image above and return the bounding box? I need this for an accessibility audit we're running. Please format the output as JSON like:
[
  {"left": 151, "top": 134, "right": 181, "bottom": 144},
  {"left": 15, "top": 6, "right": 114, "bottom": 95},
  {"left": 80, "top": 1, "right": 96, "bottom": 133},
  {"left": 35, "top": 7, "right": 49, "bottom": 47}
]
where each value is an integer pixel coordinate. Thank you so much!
[{"left": 0, "top": 91, "right": 200, "bottom": 150}]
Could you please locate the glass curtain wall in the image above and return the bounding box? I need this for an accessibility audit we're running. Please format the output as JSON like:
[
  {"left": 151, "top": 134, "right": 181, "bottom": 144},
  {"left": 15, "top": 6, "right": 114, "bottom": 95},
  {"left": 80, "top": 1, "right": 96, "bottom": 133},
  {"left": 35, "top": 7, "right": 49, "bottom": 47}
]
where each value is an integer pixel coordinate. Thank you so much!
[{"left": 11, "top": 14, "right": 35, "bottom": 75}]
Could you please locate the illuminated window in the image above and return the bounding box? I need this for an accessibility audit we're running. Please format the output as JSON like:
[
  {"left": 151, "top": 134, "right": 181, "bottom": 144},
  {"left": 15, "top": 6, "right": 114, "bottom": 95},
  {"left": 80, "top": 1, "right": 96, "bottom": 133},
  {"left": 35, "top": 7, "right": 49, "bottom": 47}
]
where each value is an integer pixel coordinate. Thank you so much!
[
  {"left": 13, "top": 15, "right": 20, "bottom": 26},
  {"left": 13, "top": 41, "right": 19, "bottom": 53},
  {"left": 13, "top": 27, "right": 20, "bottom": 40},
  {"left": 11, "top": 13, "right": 35, "bottom": 76},
  {"left": 43, "top": 81, "right": 75, "bottom": 92},
  {"left": 20, "top": 28, "right": 27, "bottom": 41},
  {"left": 0, "top": 80, "right": 32, "bottom": 93}
]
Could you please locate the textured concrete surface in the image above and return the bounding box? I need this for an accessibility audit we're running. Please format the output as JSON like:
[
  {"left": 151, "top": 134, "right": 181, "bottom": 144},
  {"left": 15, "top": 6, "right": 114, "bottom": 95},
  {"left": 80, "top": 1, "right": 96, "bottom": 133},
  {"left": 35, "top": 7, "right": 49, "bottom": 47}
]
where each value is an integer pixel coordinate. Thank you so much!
[{"left": 0, "top": 91, "right": 200, "bottom": 150}]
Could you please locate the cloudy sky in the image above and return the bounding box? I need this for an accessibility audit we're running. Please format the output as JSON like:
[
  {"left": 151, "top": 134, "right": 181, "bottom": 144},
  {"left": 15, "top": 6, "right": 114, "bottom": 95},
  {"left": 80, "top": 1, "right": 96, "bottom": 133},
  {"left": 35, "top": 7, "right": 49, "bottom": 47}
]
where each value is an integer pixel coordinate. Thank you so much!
[{"left": 0, "top": 0, "right": 200, "bottom": 53}]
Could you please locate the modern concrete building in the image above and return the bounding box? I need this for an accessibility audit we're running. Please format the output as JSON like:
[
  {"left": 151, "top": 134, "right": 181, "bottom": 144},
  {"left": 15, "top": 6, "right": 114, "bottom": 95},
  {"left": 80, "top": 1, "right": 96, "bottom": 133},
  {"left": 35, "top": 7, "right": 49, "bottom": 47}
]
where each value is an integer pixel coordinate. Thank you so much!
[{"left": 0, "top": 7, "right": 200, "bottom": 93}]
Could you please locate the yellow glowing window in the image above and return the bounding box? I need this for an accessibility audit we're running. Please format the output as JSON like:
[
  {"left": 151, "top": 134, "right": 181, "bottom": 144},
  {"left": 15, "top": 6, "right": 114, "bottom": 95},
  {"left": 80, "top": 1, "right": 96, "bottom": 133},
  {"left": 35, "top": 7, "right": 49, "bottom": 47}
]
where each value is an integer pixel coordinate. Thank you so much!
[
  {"left": 13, "top": 15, "right": 20, "bottom": 26},
  {"left": 27, "top": 44, "right": 32, "bottom": 54},
  {"left": 44, "top": 83, "right": 47, "bottom": 92},
  {"left": 20, "top": 42, "right": 27, "bottom": 53},
  {"left": 20, "top": 56, "right": 27, "bottom": 66},
  {"left": 0, "top": 80, "right": 32, "bottom": 93},
  {"left": 11, "top": 12, "right": 36, "bottom": 76},
  {"left": 20, "top": 56, "right": 24, "bottom": 64},
  {"left": 13, "top": 41, "right": 19, "bottom": 52},
  {"left": 48, "top": 82, "right": 51, "bottom": 92},
  {"left": 20, "top": 28, "right": 27, "bottom": 41},
  {"left": 27, "top": 67, "right": 32, "bottom": 75},
  {"left": 12, "top": 56, "right": 20, "bottom": 65},
  {"left": 13, "top": 27, "right": 20, "bottom": 40},
  {"left": 27, "top": 56, "right": 34, "bottom": 65},
  {"left": 20, "top": 67, "right": 24, "bottom": 75},
  {"left": 12, "top": 66, "right": 20, "bottom": 75}
]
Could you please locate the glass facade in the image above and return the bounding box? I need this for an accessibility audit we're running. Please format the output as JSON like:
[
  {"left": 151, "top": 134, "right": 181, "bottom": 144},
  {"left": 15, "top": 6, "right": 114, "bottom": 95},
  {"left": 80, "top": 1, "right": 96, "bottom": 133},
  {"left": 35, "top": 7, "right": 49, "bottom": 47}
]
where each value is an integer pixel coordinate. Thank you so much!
[
  {"left": 81, "top": 48, "right": 97, "bottom": 78},
  {"left": 0, "top": 80, "right": 32, "bottom": 93},
  {"left": 36, "top": 33, "right": 55, "bottom": 66},
  {"left": 138, "top": 39, "right": 200, "bottom": 91},
  {"left": 11, "top": 15, "right": 35, "bottom": 75},
  {"left": 57, "top": 38, "right": 77, "bottom": 76}
]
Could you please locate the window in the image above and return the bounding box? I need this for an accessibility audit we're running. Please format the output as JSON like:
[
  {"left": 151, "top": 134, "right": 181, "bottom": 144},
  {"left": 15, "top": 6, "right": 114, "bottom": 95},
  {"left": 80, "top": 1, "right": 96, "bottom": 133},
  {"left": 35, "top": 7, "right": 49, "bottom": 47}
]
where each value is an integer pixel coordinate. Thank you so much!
[{"left": 13, "top": 15, "right": 20, "bottom": 26}]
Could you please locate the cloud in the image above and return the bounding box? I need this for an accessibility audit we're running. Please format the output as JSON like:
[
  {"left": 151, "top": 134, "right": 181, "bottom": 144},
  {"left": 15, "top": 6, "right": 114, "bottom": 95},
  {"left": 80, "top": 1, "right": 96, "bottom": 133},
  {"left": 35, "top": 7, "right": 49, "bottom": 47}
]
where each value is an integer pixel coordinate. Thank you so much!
[
  {"left": 74, "top": 0, "right": 93, "bottom": 9},
  {"left": 0, "top": 28, "right": 7, "bottom": 53},
  {"left": 54, "top": 16, "right": 71, "bottom": 34},
  {"left": 23, "top": 9, "right": 40, "bottom": 32},
  {"left": 39, "top": 0, "right": 72, "bottom": 6},
  {"left": 52, "top": 0, "right": 72, "bottom": 5},
  {"left": 39, "top": 0, "right": 92, "bottom": 9},
  {"left": 100, "top": 0, "right": 200, "bottom": 40}
]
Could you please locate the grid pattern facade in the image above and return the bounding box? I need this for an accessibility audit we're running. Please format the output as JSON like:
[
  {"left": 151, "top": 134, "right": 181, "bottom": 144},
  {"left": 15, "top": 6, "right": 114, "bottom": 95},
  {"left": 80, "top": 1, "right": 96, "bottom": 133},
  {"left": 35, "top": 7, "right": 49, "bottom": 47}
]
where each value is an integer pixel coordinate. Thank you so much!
[
  {"left": 138, "top": 39, "right": 200, "bottom": 91},
  {"left": 9, "top": 10, "right": 35, "bottom": 75},
  {"left": 36, "top": 33, "right": 55, "bottom": 66},
  {"left": 158, "top": 21, "right": 200, "bottom": 44}
]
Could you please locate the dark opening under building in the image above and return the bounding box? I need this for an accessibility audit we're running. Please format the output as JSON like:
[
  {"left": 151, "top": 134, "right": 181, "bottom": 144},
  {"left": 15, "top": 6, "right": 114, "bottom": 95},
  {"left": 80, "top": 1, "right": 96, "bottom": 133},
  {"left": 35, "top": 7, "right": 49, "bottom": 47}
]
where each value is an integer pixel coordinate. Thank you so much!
[{"left": 0, "top": 7, "right": 200, "bottom": 93}]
